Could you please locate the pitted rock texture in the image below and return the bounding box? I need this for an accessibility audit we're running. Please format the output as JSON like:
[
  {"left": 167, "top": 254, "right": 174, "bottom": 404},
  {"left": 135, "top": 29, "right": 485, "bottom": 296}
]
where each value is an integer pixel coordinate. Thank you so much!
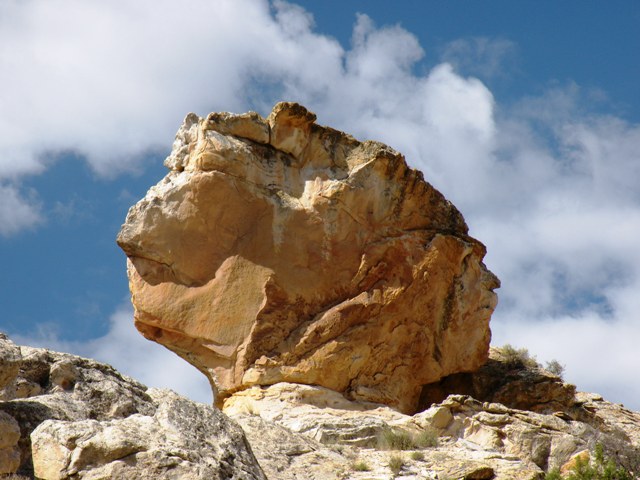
[
  {"left": 31, "top": 389, "right": 265, "bottom": 480},
  {"left": 117, "top": 102, "right": 500, "bottom": 414},
  {"left": 0, "top": 335, "right": 264, "bottom": 479},
  {"left": 223, "top": 381, "right": 640, "bottom": 479}
]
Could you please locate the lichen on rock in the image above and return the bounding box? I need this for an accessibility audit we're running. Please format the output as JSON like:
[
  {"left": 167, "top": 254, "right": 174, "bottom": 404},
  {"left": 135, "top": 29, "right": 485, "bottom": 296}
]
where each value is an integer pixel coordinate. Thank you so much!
[{"left": 117, "top": 102, "right": 500, "bottom": 414}]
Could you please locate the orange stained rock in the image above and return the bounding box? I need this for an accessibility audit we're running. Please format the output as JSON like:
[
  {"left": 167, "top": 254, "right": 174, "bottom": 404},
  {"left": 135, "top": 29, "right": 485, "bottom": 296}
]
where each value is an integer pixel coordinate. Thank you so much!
[{"left": 117, "top": 102, "right": 500, "bottom": 414}]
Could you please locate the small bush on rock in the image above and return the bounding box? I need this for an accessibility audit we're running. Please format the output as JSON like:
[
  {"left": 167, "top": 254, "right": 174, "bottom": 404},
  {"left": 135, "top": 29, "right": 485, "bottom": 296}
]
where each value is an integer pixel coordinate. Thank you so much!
[
  {"left": 377, "top": 427, "right": 438, "bottom": 450},
  {"left": 352, "top": 460, "right": 370, "bottom": 472},
  {"left": 545, "top": 359, "right": 565, "bottom": 378},
  {"left": 500, "top": 344, "right": 540, "bottom": 369},
  {"left": 544, "top": 444, "right": 633, "bottom": 480},
  {"left": 388, "top": 454, "right": 404, "bottom": 474}
]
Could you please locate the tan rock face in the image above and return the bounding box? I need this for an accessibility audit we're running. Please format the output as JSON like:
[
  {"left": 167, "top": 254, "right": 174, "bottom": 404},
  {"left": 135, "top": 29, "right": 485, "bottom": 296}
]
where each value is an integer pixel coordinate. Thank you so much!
[{"left": 117, "top": 102, "right": 500, "bottom": 413}]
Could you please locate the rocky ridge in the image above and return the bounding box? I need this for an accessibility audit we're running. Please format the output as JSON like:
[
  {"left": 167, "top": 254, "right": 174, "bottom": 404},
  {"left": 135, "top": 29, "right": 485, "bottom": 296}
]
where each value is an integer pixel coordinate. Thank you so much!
[
  {"left": 2, "top": 336, "right": 639, "bottom": 479},
  {"left": 0, "top": 334, "right": 265, "bottom": 479}
]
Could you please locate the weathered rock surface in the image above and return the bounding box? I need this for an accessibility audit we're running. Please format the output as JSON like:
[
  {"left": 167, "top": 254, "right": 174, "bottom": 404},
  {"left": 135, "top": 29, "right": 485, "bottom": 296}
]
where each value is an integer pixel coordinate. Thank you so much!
[
  {"left": 2, "top": 335, "right": 640, "bottom": 479},
  {"left": 117, "top": 102, "right": 500, "bottom": 413},
  {"left": 419, "top": 347, "right": 577, "bottom": 414},
  {"left": 31, "top": 389, "right": 264, "bottom": 480},
  {"left": 0, "top": 334, "right": 22, "bottom": 474},
  {"left": 223, "top": 377, "right": 640, "bottom": 479},
  {"left": 0, "top": 335, "right": 265, "bottom": 479}
]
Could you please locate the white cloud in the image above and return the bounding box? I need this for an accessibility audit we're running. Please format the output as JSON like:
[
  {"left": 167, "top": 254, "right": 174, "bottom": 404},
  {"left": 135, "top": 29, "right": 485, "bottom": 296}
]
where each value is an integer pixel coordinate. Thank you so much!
[
  {"left": 3, "top": 0, "right": 640, "bottom": 410},
  {"left": 0, "top": 184, "right": 42, "bottom": 236},
  {"left": 14, "top": 302, "right": 212, "bottom": 403}
]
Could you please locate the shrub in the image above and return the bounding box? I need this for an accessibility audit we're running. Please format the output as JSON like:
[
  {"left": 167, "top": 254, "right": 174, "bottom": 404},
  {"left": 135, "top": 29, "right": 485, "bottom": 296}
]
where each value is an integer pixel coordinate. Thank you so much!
[
  {"left": 388, "top": 454, "right": 404, "bottom": 474},
  {"left": 410, "top": 451, "right": 425, "bottom": 461},
  {"left": 378, "top": 428, "right": 413, "bottom": 450},
  {"left": 500, "top": 344, "right": 539, "bottom": 369},
  {"left": 414, "top": 428, "right": 438, "bottom": 448},
  {"left": 546, "top": 359, "right": 565, "bottom": 378},
  {"left": 544, "top": 444, "right": 633, "bottom": 480},
  {"left": 352, "top": 460, "right": 370, "bottom": 472},
  {"left": 545, "top": 469, "right": 563, "bottom": 480},
  {"left": 377, "top": 427, "right": 438, "bottom": 450}
]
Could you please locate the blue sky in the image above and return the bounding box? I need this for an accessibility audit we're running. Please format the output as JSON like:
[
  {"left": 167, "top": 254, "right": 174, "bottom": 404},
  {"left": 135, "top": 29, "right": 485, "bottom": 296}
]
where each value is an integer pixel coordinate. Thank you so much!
[{"left": 1, "top": 0, "right": 639, "bottom": 408}]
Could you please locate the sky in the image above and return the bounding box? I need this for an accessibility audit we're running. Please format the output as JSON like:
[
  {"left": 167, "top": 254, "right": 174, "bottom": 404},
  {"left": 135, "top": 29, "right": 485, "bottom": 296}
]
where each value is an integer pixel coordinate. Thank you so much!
[{"left": 1, "top": 0, "right": 639, "bottom": 409}]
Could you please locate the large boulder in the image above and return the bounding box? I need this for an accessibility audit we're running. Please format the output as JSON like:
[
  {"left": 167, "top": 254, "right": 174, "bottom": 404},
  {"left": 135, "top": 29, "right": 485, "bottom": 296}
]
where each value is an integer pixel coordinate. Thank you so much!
[{"left": 117, "top": 102, "right": 500, "bottom": 414}]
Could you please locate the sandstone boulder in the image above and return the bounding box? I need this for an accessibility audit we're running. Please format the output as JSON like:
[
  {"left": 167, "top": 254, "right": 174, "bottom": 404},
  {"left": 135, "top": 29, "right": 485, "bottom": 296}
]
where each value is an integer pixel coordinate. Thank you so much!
[
  {"left": 117, "top": 102, "right": 500, "bottom": 413},
  {"left": 0, "top": 333, "right": 20, "bottom": 395}
]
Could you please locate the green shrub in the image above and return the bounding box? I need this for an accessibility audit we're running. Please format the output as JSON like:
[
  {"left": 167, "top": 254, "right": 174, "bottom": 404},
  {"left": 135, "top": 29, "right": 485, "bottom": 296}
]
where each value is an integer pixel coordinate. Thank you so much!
[
  {"left": 388, "top": 454, "right": 404, "bottom": 474},
  {"left": 378, "top": 428, "right": 414, "bottom": 450},
  {"left": 546, "top": 359, "right": 565, "bottom": 378},
  {"left": 500, "top": 344, "right": 539, "bottom": 369},
  {"left": 544, "top": 444, "right": 633, "bottom": 480},
  {"left": 352, "top": 460, "right": 370, "bottom": 472},
  {"left": 377, "top": 427, "right": 438, "bottom": 450},
  {"left": 410, "top": 451, "right": 425, "bottom": 461},
  {"left": 545, "top": 469, "right": 563, "bottom": 480},
  {"left": 414, "top": 428, "right": 438, "bottom": 448}
]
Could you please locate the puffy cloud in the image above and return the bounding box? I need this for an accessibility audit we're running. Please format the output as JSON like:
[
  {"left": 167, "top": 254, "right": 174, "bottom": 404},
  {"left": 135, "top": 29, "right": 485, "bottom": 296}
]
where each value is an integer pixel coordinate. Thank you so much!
[
  {"left": 3, "top": 0, "right": 640, "bottom": 409},
  {"left": 475, "top": 90, "right": 640, "bottom": 409},
  {"left": 14, "top": 303, "right": 211, "bottom": 403},
  {"left": 0, "top": 184, "right": 42, "bottom": 236},
  {"left": 0, "top": 0, "right": 266, "bottom": 178}
]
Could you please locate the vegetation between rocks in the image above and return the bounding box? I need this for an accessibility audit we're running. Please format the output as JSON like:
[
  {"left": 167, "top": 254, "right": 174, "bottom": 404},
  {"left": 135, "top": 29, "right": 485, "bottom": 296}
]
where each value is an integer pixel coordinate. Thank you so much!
[
  {"left": 377, "top": 427, "right": 438, "bottom": 450},
  {"left": 388, "top": 454, "right": 405, "bottom": 474},
  {"left": 410, "top": 451, "right": 425, "bottom": 461},
  {"left": 545, "top": 444, "right": 633, "bottom": 480},
  {"left": 499, "top": 344, "right": 565, "bottom": 378},
  {"left": 352, "top": 459, "right": 371, "bottom": 472}
]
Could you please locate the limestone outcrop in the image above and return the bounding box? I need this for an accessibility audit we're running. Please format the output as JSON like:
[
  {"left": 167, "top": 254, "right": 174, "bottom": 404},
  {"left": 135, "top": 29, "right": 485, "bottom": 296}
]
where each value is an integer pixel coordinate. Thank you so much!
[
  {"left": 0, "top": 335, "right": 265, "bottom": 479},
  {"left": 222, "top": 368, "right": 640, "bottom": 479},
  {"left": 117, "top": 102, "right": 500, "bottom": 413},
  {"left": 2, "top": 335, "right": 640, "bottom": 479}
]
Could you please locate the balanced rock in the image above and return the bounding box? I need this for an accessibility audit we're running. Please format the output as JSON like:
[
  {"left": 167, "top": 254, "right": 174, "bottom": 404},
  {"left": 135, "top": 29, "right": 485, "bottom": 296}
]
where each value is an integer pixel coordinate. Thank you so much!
[{"left": 117, "top": 102, "right": 500, "bottom": 413}]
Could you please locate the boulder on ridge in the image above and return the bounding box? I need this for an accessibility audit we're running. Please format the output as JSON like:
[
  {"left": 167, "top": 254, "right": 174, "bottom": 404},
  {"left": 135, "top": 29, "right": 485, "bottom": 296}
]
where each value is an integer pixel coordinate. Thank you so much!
[{"left": 117, "top": 102, "right": 500, "bottom": 413}]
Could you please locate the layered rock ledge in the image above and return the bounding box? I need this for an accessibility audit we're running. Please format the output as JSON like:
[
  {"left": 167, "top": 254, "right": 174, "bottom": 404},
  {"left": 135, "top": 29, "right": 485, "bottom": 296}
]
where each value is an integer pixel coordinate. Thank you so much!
[{"left": 117, "top": 102, "right": 500, "bottom": 414}]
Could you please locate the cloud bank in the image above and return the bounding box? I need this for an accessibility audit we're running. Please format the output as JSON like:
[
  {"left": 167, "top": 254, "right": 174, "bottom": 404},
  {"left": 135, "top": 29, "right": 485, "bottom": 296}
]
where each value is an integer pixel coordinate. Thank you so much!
[{"left": 3, "top": 0, "right": 640, "bottom": 408}]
